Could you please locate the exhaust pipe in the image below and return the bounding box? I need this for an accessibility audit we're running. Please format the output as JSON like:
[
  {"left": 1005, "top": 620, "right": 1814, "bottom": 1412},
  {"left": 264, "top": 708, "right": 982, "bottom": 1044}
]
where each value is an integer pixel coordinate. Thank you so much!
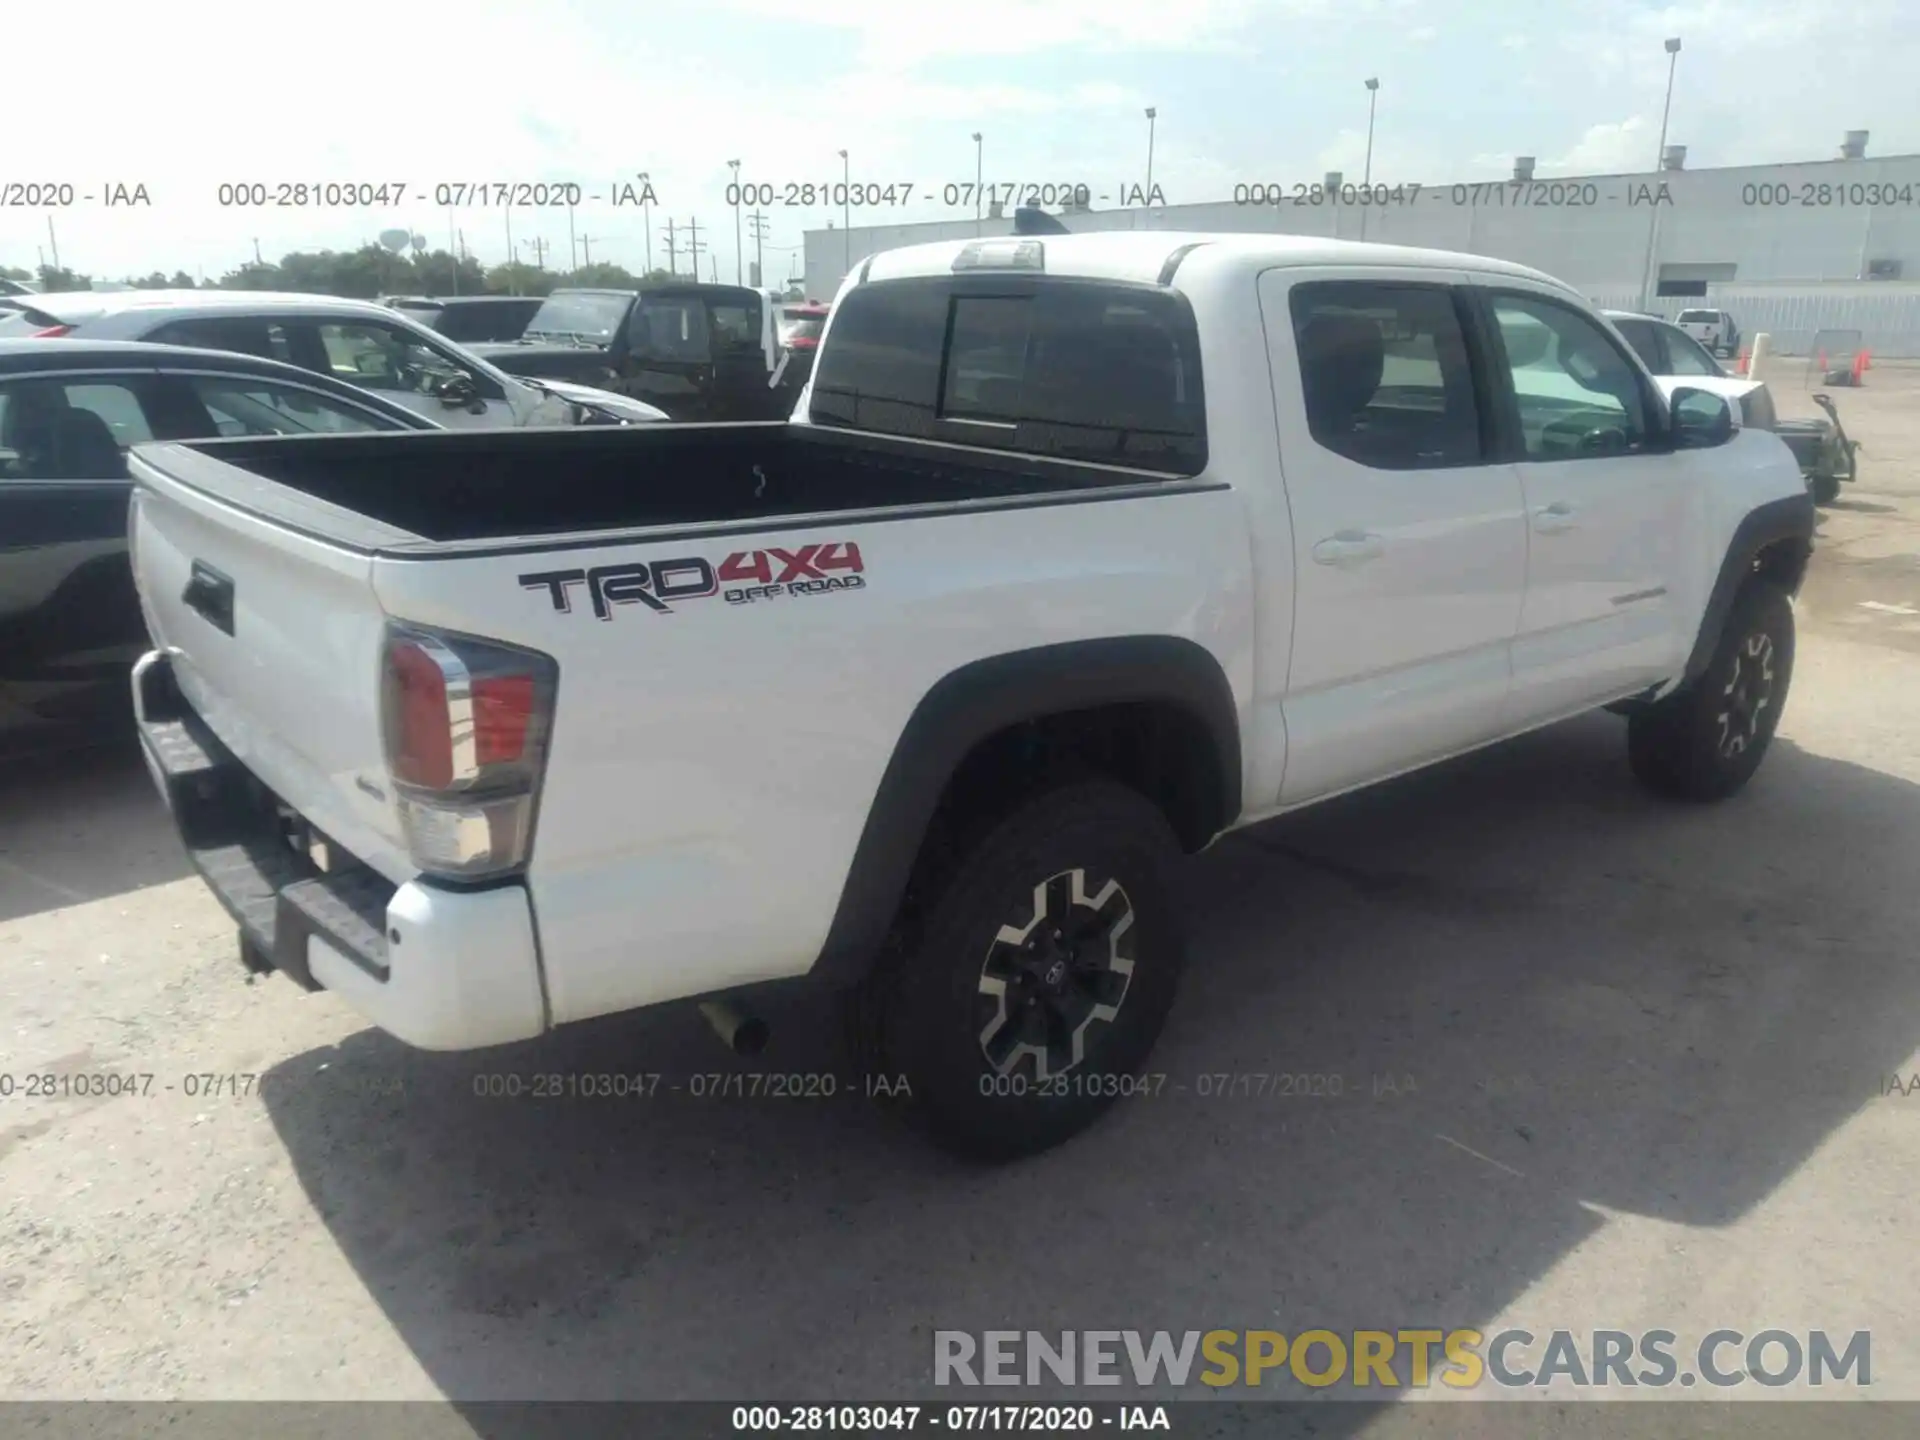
[{"left": 699, "top": 998, "right": 769, "bottom": 1057}]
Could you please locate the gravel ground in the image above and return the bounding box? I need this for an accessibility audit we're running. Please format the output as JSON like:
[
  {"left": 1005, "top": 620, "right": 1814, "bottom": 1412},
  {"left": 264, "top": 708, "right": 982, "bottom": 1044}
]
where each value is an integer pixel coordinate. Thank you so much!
[{"left": 3, "top": 366, "right": 1919, "bottom": 1429}]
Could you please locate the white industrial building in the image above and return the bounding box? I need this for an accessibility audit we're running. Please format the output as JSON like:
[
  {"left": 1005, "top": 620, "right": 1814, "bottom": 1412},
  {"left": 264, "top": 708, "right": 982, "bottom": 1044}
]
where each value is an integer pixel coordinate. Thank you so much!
[{"left": 804, "top": 132, "right": 1920, "bottom": 355}]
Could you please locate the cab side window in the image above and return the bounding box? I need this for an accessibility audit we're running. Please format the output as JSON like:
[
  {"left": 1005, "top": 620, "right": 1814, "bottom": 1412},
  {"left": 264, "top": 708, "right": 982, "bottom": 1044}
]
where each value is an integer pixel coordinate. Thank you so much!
[
  {"left": 1490, "top": 294, "right": 1652, "bottom": 461},
  {"left": 1287, "top": 281, "right": 1483, "bottom": 469}
]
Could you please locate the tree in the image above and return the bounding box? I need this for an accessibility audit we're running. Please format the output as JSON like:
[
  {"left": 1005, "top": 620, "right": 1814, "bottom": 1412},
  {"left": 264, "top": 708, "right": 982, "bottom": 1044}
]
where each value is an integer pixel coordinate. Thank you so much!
[
  {"left": 0, "top": 264, "right": 31, "bottom": 281},
  {"left": 37, "top": 265, "right": 90, "bottom": 292},
  {"left": 483, "top": 261, "right": 558, "bottom": 298},
  {"left": 566, "top": 261, "right": 641, "bottom": 289}
]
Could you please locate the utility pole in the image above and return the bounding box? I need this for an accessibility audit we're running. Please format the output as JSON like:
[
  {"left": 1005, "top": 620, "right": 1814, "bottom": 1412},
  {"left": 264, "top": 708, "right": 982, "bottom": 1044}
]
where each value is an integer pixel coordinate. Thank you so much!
[
  {"left": 532, "top": 237, "right": 549, "bottom": 270},
  {"left": 1639, "top": 36, "right": 1683, "bottom": 310},
  {"left": 579, "top": 234, "right": 598, "bottom": 267},
  {"left": 662, "top": 219, "right": 678, "bottom": 276},
  {"left": 685, "top": 217, "right": 705, "bottom": 280},
  {"left": 1360, "top": 78, "right": 1379, "bottom": 241},
  {"left": 972, "top": 132, "right": 983, "bottom": 235},
  {"left": 728, "top": 160, "right": 743, "bottom": 285},
  {"left": 504, "top": 209, "right": 516, "bottom": 293},
  {"left": 252, "top": 237, "right": 262, "bottom": 266},
  {"left": 567, "top": 200, "right": 577, "bottom": 273},
  {"left": 638, "top": 170, "right": 654, "bottom": 275},
  {"left": 1144, "top": 108, "right": 1157, "bottom": 199},
  {"left": 748, "top": 210, "right": 770, "bottom": 288}
]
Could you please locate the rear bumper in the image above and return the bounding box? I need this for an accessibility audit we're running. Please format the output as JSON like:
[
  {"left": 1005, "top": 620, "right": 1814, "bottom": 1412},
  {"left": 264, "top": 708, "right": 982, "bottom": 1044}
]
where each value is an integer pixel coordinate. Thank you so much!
[{"left": 131, "top": 649, "right": 548, "bottom": 1051}]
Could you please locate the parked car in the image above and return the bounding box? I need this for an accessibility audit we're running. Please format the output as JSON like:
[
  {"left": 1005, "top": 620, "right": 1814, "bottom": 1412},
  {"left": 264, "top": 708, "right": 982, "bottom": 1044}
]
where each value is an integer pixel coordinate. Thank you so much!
[
  {"left": 127, "top": 232, "right": 1811, "bottom": 1160},
  {"left": 385, "top": 294, "right": 543, "bottom": 345},
  {"left": 469, "top": 283, "right": 802, "bottom": 421},
  {"left": 0, "top": 338, "right": 436, "bottom": 754},
  {"left": 775, "top": 301, "right": 830, "bottom": 393},
  {"left": 1673, "top": 307, "right": 1740, "bottom": 358},
  {"left": 1604, "top": 311, "right": 1857, "bottom": 503},
  {"left": 0, "top": 290, "right": 666, "bottom": 429}
]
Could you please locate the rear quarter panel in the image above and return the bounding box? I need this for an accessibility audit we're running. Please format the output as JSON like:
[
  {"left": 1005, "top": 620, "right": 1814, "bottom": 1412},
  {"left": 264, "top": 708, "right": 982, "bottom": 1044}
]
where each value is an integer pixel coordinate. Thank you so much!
[{"left": 371, "top": 490, "right": 1255, "bottom": 1023}]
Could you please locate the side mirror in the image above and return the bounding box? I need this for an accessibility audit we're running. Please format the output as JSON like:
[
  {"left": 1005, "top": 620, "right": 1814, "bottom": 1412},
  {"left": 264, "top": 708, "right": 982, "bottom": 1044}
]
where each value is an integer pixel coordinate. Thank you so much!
[
  {"left": 1670, "top": 387, "right": 1734, "bottom": 448},
  {"left": 436, "top": 373, "right": 477, "bottom": 407}
]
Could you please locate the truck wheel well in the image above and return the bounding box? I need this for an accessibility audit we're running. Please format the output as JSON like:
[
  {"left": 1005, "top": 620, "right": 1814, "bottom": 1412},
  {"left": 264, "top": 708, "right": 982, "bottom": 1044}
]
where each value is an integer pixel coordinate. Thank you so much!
[
  {"left": 888, "top": 700, "right": 1225, "bottom": 952},
  {"left": 808, "top": 636, "right": 1242, "bottom": 989},
  {"left": 1752, "top": 537, "right": 1808, "bottom": 597},
  {"left": 945, "top": 701, "right": 1224, "bottom": 852}
]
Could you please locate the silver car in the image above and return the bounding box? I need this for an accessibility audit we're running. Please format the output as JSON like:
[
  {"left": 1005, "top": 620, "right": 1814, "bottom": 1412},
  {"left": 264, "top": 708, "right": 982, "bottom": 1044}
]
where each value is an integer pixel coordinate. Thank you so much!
[{"left": 0, "top": 289, "right": 667, "bottom": 428}]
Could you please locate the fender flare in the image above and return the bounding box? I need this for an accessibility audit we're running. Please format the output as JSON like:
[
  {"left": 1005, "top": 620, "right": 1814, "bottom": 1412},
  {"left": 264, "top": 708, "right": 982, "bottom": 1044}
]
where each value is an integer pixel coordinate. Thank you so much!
[
  {"left": 1681, "top": 491, "right": 1815, "bottom": 686},
  {"left": 807, "top": 635, "right": 1242, "bottom": 986}
]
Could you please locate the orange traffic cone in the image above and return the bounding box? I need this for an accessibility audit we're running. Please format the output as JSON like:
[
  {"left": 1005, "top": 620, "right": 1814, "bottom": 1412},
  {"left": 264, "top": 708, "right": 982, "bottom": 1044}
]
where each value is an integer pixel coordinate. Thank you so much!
[
  {"left": 1735, "top": 347, "right": 1749, "bottom": 375},
  {"left": 1852, "top": 350, "right": 1866, "bottom": 384},
  {"left": 1817, "top": 348, "right": 1828, "bottom": 372}
]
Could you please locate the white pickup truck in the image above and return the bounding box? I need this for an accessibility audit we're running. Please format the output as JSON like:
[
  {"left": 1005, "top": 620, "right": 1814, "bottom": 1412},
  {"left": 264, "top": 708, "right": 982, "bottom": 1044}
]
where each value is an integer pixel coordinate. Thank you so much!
[{"left": 127, "top": 232, "right": 1813, "bottom": 1160}]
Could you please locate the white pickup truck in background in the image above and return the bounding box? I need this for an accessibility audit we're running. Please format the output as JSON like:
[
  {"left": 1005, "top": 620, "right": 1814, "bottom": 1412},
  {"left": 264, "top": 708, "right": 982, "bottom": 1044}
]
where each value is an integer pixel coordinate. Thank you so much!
[{"left": 127, "top": 232, "right": 1813, "bottom": 1160}]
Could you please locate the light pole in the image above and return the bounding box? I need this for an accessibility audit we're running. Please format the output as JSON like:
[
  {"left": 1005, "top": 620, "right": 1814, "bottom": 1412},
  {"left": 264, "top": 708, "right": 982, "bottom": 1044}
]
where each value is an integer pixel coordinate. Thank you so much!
[
  {"left": 638, "top": 170, "right": 653, "bottom": 276},
  {"left": 728, "top": 160, "right": 743, "bottom": 285},
  {"left": 1360, "top": 77, "right": 1380, "bottom": 240},
  {"left": 1144, "top": 108, "right": 1157, "bottom": 200},
  {"left": 838, "top": 148, "right": 851, "bottom": 276},
  {"left": 972, "top": 132, "right": 983, "bottom": 235},
  {"left": 1638, "top": 37, "right": 1682, "bottom": 309}
]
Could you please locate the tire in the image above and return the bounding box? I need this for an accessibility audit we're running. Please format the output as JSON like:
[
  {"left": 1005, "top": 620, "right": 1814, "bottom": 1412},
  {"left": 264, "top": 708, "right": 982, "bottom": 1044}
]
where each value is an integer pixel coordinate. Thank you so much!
[
  {"left": 1810, "top": 472, "right": 1841, "bottom": 505},
  {"left": 849, "top": 779, "right": 1186, "bottom": 1162},
  {"left": 1628, "top": 582, "right": 1794, "bottom": 802}
]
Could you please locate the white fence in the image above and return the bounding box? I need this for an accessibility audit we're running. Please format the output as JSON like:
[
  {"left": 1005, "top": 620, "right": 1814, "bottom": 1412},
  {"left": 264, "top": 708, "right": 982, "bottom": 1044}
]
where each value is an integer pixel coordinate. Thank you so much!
[{"left": 1587, "top": 288, "right": 1920, "bottom": 357}]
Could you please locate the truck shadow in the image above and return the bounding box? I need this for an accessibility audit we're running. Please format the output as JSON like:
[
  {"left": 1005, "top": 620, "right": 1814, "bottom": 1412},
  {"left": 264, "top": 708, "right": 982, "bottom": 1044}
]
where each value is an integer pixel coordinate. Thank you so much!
[
  {"left": 0, "top": 729, "right": 192, "bottom": 924},
  {"left": 256, "top": 713, "right": 1920, "bottom": 1422}
]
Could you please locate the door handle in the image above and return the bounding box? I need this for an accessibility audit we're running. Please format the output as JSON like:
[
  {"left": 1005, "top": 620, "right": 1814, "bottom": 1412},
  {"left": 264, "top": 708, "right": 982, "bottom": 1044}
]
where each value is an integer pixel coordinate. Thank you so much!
[
  {"left": 1532, "top": 501, "right": 1579, "bottom": 534},
  {"left": 181, "top": 560, "right": 235, "bottom": 636},
  {"left": 1312, "top": 531, "right": 1385, "bottom": 567}
]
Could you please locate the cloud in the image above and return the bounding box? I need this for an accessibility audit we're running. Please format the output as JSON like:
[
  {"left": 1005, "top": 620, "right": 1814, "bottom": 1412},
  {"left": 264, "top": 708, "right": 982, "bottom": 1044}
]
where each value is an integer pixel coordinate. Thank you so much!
[
  {"left": 1547, "top": 118, "right": 1655, "bottom": 176},
  {"left": 701, "top": 0, "right": 1318, "bottom": 65}
]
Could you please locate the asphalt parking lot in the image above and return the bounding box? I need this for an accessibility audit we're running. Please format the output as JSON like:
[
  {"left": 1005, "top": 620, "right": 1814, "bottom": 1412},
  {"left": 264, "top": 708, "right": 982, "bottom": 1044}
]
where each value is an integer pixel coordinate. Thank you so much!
[{"left": 4, "top": 364, "right": 1920, "bottom": 1424}]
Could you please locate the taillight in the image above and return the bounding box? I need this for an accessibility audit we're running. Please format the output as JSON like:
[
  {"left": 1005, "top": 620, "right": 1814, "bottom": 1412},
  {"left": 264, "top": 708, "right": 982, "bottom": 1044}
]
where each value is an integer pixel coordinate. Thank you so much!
[
  {"left": 789, "top": 336, "right": 819, "bottom": 351},
  {"left": 31, "top": 325, "right": 73, "bottom": 338},
  {"left": 380, "top": 626, "right": 558, "bottom": 882}
]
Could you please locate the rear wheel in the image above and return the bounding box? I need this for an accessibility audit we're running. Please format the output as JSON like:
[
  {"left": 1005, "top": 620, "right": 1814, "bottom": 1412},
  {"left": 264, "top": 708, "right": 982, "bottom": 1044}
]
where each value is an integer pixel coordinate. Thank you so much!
[
  {"left": 1628, "top": 582, "right": 1794, "bottom": 801},
  {"left": 1810, "top": 472, "right": 1842, "bottom": 505},
  {"left": 850, "top": 780, "right": 1186, "bottom": 1162}
]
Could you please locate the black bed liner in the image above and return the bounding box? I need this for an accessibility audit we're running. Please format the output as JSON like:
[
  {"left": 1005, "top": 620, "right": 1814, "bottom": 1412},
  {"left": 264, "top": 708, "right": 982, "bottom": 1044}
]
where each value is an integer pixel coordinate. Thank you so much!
[{"left": 129, "top": 421, "right": 1190, "bottom": 550}]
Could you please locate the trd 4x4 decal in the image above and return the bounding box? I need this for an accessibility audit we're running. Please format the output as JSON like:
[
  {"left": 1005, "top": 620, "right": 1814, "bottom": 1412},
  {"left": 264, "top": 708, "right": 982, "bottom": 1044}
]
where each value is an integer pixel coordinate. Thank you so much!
[{"left": 521, "top": 541, "right": 865, "bottom": 618}]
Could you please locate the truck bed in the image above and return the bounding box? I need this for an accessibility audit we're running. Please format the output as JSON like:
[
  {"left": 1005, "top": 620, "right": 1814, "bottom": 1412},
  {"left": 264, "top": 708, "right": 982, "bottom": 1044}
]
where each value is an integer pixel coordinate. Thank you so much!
[{"left": 134, "top": 422, "right": 1157, "bottom": 551}]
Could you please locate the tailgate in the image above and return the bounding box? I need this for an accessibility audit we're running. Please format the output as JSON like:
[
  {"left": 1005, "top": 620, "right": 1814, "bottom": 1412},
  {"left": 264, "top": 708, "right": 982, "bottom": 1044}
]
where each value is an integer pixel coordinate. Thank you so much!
[{"left": 127, "top": 443, "right": 413, "bottom": 881}]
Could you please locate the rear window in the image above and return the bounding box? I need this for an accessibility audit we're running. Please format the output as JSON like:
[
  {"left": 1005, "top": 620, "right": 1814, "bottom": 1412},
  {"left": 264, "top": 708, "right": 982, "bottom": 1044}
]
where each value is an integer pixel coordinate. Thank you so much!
[
  {"left": 779, "top": 309, "right": 828, "bottom": 345},
  {"left": 808, "top": 277, "right": 1206, "bottom": 475},
  {"left": 1676, "top": 309, "right": 1719, "bottom": 324},
  {"left": 0, "top": 303, "right": 63, "bottom": 337},
  {"left": 1610, "top": 317, "right": 1664, "bottom": 372}
]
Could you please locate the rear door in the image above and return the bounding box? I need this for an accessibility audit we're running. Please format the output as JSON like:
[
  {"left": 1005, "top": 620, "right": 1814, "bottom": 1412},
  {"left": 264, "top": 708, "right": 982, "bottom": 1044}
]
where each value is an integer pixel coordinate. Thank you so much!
[
  {"left": 1475, "top": 286, "right": 1694, "bottom": 720},
  {"left": 1260, "top": 270, "right": 1528, "bottom": 805}
]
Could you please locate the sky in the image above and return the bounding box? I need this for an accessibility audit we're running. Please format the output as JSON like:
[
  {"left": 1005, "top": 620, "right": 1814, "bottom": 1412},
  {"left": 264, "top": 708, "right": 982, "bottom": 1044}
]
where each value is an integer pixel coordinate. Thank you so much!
[{"left": 2, "top": 0, "right": 1916, "bottom": 285}]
